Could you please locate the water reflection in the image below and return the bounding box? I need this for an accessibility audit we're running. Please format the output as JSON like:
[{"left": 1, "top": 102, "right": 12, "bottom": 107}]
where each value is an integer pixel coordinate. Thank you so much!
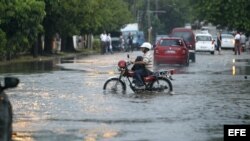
[
  {"left": 232, "top": 65, "right": 236, "bottom": 76},
  {"left": 12, "top": 132, "right": 34, "bottom": 141},
  {"left": 231, "top": 58, "right": 250, "bottom": 75},
  {"left": 84, "top": 127, "right": 118, "bottom": 141},
  {"left": 12, "top": 126, "right": 119, "bottom": 141}
]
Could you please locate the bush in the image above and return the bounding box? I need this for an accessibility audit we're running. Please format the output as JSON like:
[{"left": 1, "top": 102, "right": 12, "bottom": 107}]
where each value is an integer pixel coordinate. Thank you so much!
[
  {"left": 93, "top": 38, "right": 101, "bottom": 52},
  {"left": 0, "top": 29, "right": 7, "bottom": 60}
]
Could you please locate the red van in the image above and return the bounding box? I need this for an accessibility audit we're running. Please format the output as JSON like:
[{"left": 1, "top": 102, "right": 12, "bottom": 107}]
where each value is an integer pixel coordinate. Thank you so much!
[{"left": 170, "top": 28, "right": 196, "bottom": 62}]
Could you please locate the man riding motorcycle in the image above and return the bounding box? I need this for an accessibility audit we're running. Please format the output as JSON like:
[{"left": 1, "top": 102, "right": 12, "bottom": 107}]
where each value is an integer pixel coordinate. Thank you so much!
[
  {"left": 131, "top": 42, "right": 153, "bottom": 89},
  {"left": 103, "top": 42, "right": 174, "bottom": 93}
]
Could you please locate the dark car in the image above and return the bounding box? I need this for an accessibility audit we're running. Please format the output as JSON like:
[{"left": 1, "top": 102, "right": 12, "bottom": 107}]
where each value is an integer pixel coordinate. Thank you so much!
[
  {"left": 170, "top": 28, "right": 196, "bottom": 62},
  {"left": 0, "top": 77, "right": 19, "bottom": 141},
  {"left": 111, "top": 37, "right": 121, "bottom": 52},
  {"left": 154, "top": 37, "right": 189, "bottom": 66}
]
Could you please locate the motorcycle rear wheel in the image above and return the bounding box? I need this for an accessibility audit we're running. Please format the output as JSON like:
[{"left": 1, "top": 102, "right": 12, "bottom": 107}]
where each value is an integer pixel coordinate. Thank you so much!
[
  {"left": 150, "top": 77, "right": 172, "bottom": 94},
  {"left": 103, "top": 78, "right": 126, "bottom": 94}
]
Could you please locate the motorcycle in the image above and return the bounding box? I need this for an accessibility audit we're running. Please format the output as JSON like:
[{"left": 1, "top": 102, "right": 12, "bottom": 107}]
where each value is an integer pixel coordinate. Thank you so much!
[
  {"left": 0, "top": 77, "right": 19, "bottom": 141},
  {"left": 103, "top": 55, "right": 174, "bottom": 94}
]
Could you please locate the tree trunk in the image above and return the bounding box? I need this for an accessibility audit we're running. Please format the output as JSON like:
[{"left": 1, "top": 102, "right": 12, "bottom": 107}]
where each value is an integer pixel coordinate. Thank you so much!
[
  {"left": 37, "top": 33, "right": 43, "bottom": 55},
  {"left": 44, "top": 33, "right": 53, "bottom": 54},
  {"left": 60, "top": 35, "right": 66, "bottom": 52},
  {"left": 61, "top": 35, "right": 75, "bottom": 52},
  {"left": 32, "top": 39, "right": 38, "bottom": 58},
  {"left": 66, "top": 36, "right": 75, "bottom": 52}
]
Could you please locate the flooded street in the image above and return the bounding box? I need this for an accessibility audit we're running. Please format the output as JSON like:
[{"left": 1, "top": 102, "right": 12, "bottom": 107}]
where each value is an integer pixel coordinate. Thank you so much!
[{"left": 1, "top": 50, "right": 250, "bottom": 141}]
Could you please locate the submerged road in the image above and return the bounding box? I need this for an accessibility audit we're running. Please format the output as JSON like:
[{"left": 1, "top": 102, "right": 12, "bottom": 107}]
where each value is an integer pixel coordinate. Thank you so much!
[{"left": 1, "top": 50, "right": 249, "bottom": 141}]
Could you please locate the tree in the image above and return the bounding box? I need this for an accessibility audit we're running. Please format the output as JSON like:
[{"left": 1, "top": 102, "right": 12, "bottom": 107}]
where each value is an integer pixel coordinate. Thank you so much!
[
  {"left": 190, "top": 0, "right": 250, "bottom": 33},
  {"left": 0, "top": 29, "right": 7, "bottom": 59},
  {"left": 42, "top": 0, "right": 132, "bottom": 53},
  {"left": 0, "top": 0, "right": 45, "bottom": 59},
  {"left": 124, "top": 0, "right": 192, "bottom": 42}
]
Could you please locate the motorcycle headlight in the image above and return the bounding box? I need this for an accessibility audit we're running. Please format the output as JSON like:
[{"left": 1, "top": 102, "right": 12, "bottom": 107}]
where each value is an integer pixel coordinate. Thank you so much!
[{"left": 117, "top": 67, "right": 125, "bottom": 71}]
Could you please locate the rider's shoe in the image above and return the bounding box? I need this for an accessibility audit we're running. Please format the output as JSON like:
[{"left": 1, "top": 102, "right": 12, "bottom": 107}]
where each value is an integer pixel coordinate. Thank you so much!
[
  {"left": 132, "top": 79, "right": 137, "bottom": 84},
  {"left": 135, "top": 85, "right": 145, "bottom": 89}
]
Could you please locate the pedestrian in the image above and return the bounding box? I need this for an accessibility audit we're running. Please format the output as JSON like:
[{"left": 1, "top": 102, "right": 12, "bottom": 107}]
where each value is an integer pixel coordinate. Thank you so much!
[
  {"left": 131, "top": 42, "right": 153, "bottom": 89},
  {"left": 107, "top": 33, "right": 113, "bottom": 54},
  {"left": 216, "top": 32, "right": 222, "bottom": 55},
  {"left": 234, "top": 31, "right": 241, "bottom": 55},
  {"left": 100, "top": 31, "right": 107, "bottom": 55},
  {"left": 127, "top": 32, "right": 133, "bottom": 52},
  {"left": 136, "top": 34, "right": 141, "bottom": 51},
  {"left": 77, "top": 35, "right": 83, "bottom": 48},
  {"left": 240, "top": 32, "right": 246, "bottom": 52},
  {"left": 119, "top": 34, "right": 125, "bottom": 52}
]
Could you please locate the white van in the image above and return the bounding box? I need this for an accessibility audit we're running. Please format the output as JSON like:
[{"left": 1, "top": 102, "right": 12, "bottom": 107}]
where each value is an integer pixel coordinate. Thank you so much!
[{"left": 195, "top": 33, "right": 215, "bottom": 54}]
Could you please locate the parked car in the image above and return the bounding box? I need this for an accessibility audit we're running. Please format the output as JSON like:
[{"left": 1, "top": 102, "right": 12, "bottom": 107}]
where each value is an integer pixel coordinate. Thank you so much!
[
  {"left": 170, "top": 28, "right": 196, "bottom": 62},
  {"left": 221, "top": 34, "right": 235, "bottom": 49},
  {"left": 0, "top": 77, "right": 19, "bottom": 141},
  {"left": 195, "top": 33, "right": 215, "bottom": 54},
  {"left": 111, "top": 37, "right": 121, "bottom": 52},
  {"left": 154, "top": 37, "right": 189, "bottom": 66}
]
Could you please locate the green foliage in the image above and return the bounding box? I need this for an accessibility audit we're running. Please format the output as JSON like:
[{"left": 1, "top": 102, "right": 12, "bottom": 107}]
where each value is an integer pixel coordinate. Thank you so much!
[
  {"left": 0, "top": 0, "right": 45, "bottom": 57},
  {"left": 0, "top": 29, "right": 7, "bottom": 56},
  {"left": 124, "top": 0, "right": 191, "bottom": 38},
  {"left": 190, "top": 0, "right": 250, "bottom": 32},
  {"left": 42, "top": 0, "right": 132, "bottom": 52},
  {"left": 43, "top": 0, "right": 132, "bottom": 36},
  {"left": 0, "top": 0, "right": 200, "bottom": 59},
  {"left": 93, "top": 38, "right": 101, "bottom": 52}
]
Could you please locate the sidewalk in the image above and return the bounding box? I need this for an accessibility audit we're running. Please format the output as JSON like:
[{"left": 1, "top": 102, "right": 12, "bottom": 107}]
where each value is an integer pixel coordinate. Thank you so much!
[
  {"left": 0, "top": 50, "right": 98, "bottom": 66},
  {"left": 57, "top": 51, "right": 143, "bottom": 73}
]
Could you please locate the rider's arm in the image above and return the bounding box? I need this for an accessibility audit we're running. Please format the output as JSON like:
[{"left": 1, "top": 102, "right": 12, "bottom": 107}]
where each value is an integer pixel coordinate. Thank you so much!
[
  {"left": 132, "top": 60, "right": 147, "bottom": 65},
  {"left": 132, "top": 53, "right": 151, "bottom": 65}
]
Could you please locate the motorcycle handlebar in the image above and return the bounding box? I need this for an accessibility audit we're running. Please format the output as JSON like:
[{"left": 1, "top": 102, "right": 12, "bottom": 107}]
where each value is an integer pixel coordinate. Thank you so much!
[{"left": 126, "top": 61, "right": 132, "bottom": 66}]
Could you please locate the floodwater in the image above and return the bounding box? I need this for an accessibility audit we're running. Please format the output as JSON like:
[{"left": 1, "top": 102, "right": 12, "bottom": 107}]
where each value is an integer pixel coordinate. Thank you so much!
[{"left": 1, "top": 50, "right": 250, "bottom": 141}]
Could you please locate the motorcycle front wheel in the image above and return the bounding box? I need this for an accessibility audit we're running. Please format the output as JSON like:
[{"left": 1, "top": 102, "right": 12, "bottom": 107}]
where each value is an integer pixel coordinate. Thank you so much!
[
  {"left": 103, "top": 78, "right": 126, "bottom": 94},
  {"left": 150, "top": 77, "right": 172, "bottom": 94}
]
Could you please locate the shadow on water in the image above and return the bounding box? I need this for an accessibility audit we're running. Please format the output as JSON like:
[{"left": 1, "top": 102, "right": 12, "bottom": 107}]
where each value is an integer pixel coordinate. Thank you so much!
[
  {"left": 0, "top": 55, "right": 87, "bottom": 74},
  {"left": 103, "top": 89, "right": 173, "bottom": 100},
  {"left": 0, "top": 60, "right": 61, "bottom": 74},
  {"left": 235, "top": 58, "right": 250, "bottom": 64}
]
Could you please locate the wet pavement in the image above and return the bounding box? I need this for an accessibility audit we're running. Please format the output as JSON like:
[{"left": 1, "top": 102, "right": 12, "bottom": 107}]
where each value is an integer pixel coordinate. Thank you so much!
[{"left": 1, "top": 50, "right": 250, "bottom": 141}]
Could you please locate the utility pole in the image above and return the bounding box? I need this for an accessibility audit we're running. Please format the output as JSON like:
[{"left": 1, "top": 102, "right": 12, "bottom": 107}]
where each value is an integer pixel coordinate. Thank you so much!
[
  {"left": 147, "top": 0, "right": 151, "bottom": 28},
  {"left": 155, "top": 0, "right": 158, "bottom": 16},
  {"left": 147, "top": 0, "right": 152, "bottom": 43},
  {"left": 147, "top": 0, "right": 165, "bottom": 43}
]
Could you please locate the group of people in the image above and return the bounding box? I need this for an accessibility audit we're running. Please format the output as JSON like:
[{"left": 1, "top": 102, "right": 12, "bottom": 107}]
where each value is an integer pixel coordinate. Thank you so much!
[
  {"left": 215, "top": 31, "right": 247, "bottom": 55},
  {"left": 100, "top": 31, "right": 113, "bottom": 54},
  {"left": 118, "top": 32, "right": 134, "bottom": 52},
  {"left": 100, "top": 31, "right": 135, "bottom": 54},
  {"left": 234, "top": 31, "right": 247, "bottom": 55}
]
